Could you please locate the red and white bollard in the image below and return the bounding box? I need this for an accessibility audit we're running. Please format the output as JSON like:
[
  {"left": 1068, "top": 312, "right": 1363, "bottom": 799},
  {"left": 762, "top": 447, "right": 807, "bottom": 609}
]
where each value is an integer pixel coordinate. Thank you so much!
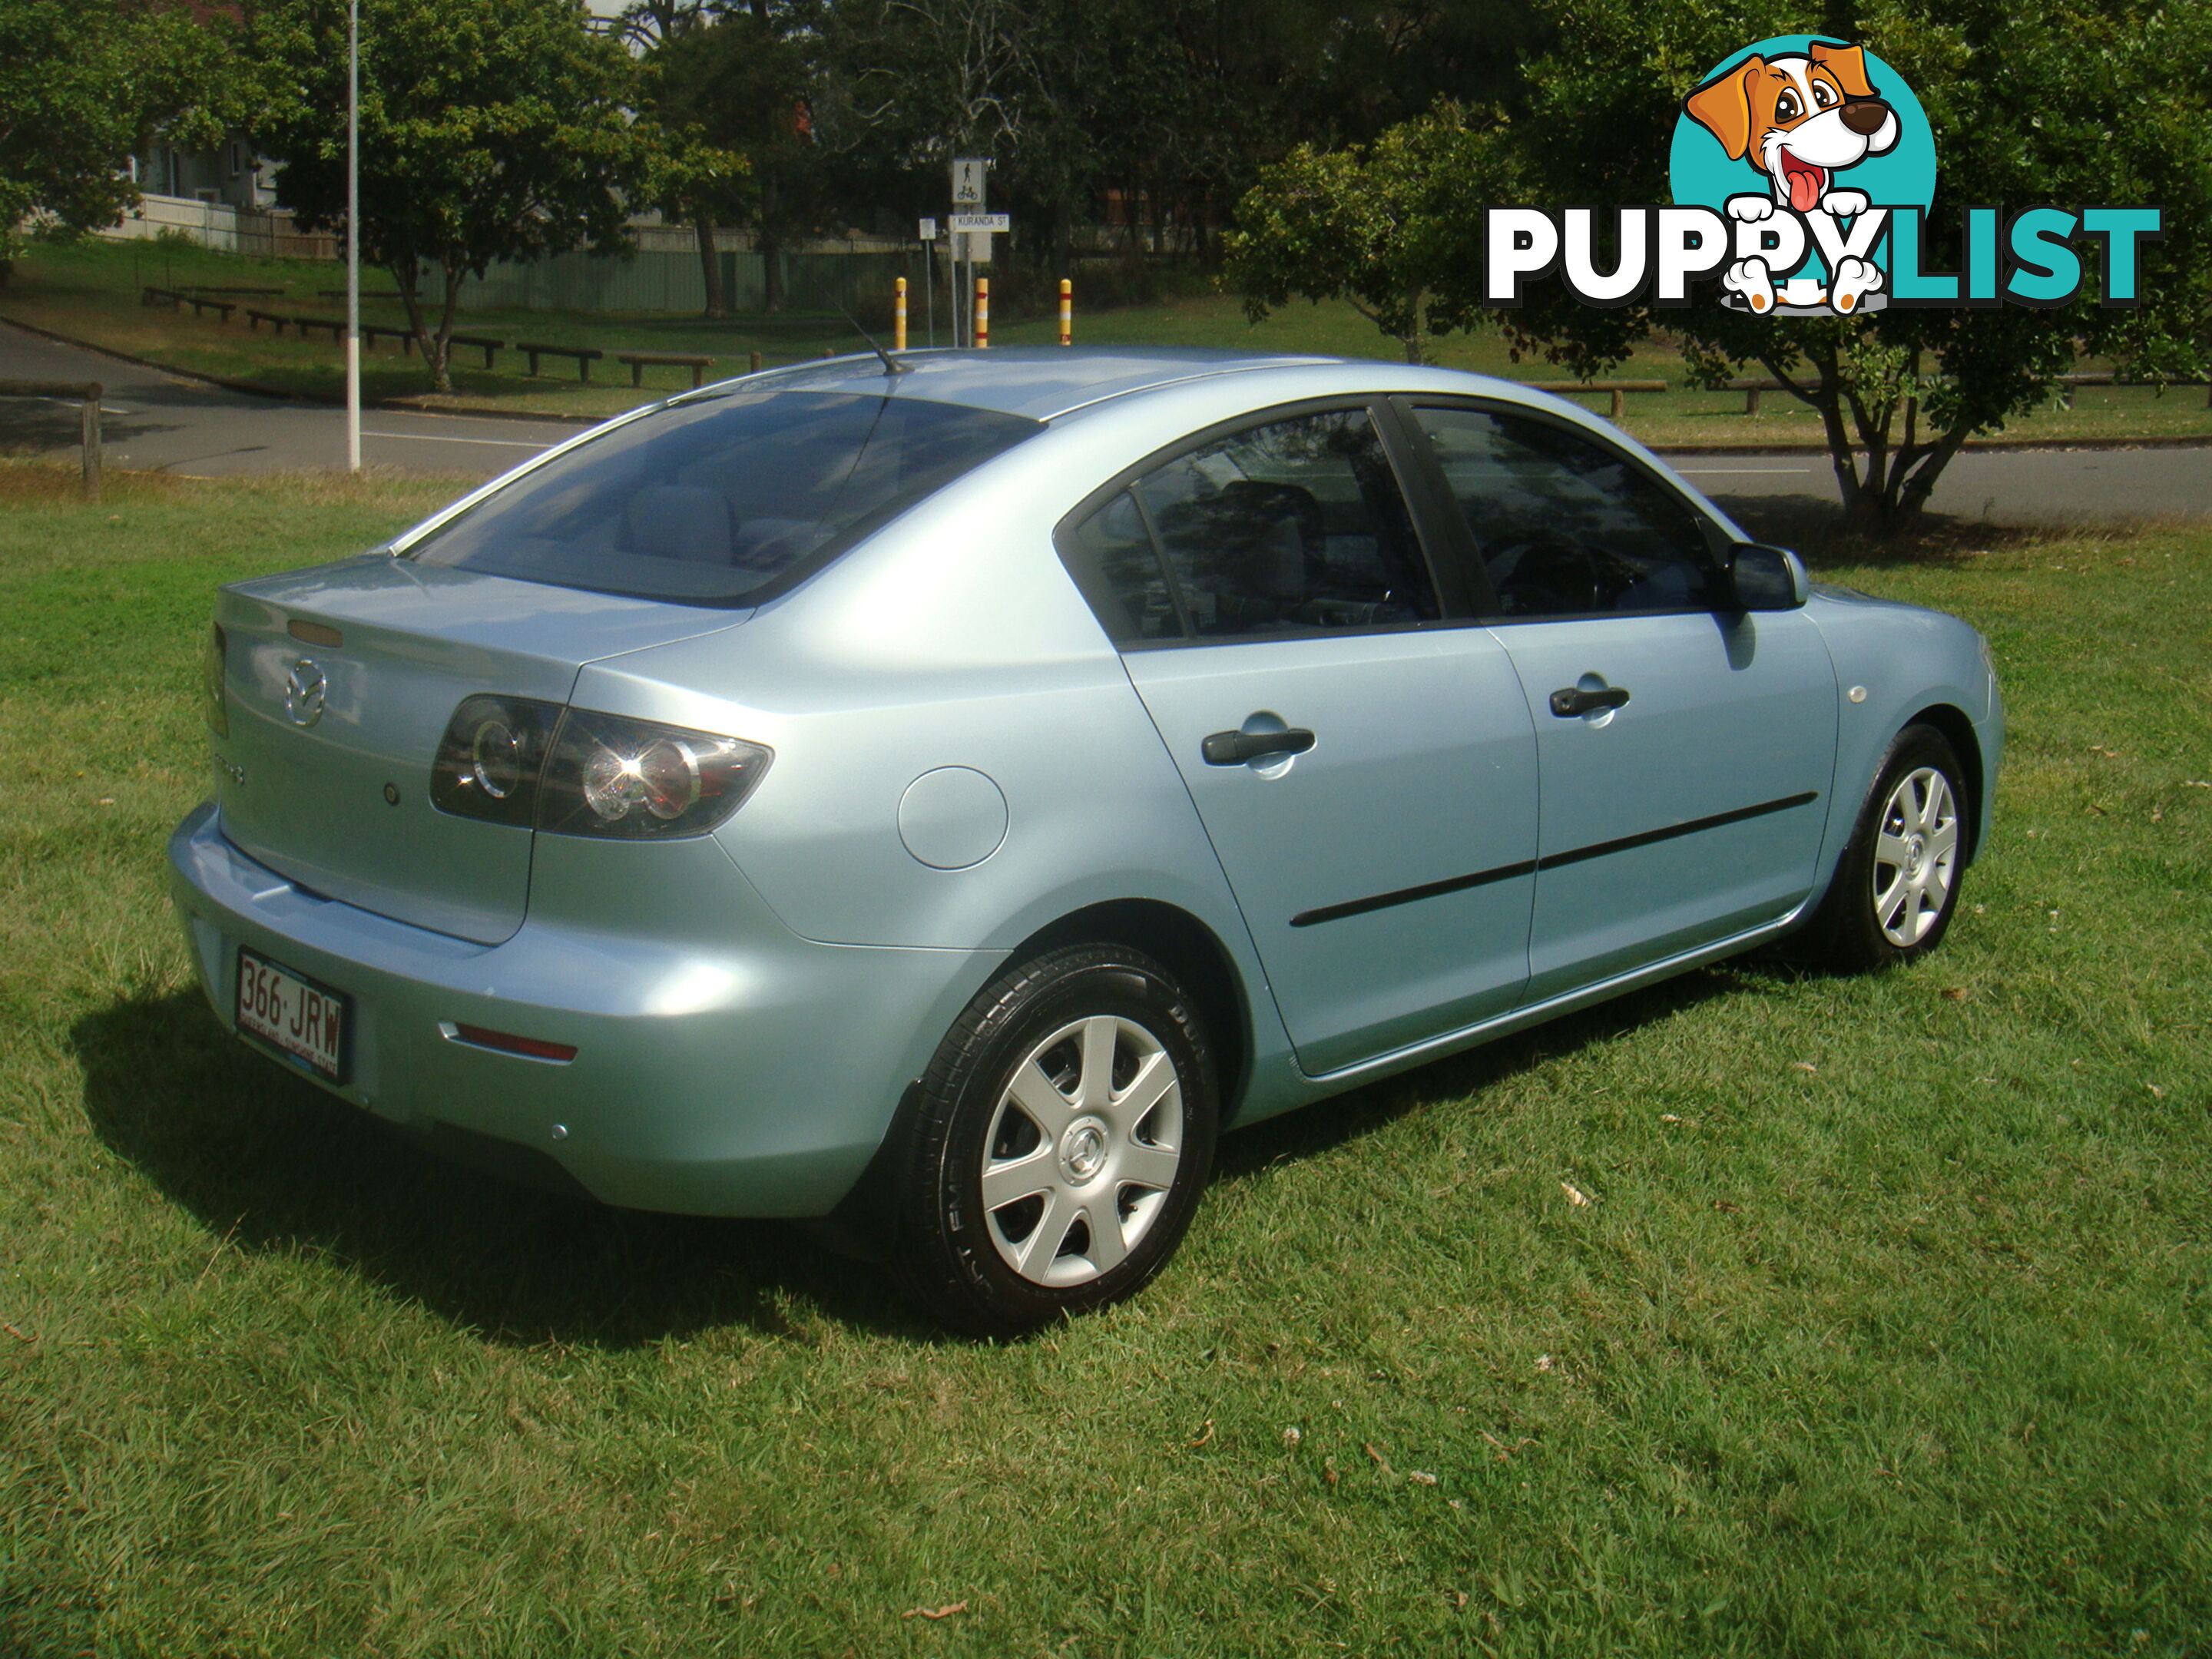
[
  {"left": 974, "top": 276, "right": 989, "bottom": 348},
  {"left": 1058, "top": 278, "right": 1072, "bottom": 346}
]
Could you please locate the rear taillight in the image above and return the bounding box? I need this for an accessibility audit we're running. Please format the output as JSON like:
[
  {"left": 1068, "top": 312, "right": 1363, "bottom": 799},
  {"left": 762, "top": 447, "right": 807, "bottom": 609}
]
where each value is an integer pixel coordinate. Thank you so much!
[
  {"left": 203, "top": 623, "right": 229, "bottom": 738},
  {"left": 430, "top": 695, "right": 564, "bottom": 826},
  {"left": 538, "top": 710, "right": 771, "bottom": 839},
  {"left": 429, "top": 698, "right": 771, "bottom": 839}
]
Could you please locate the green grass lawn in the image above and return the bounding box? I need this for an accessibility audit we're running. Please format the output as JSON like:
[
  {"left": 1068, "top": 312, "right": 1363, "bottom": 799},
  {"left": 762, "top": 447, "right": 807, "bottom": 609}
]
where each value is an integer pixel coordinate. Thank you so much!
[
  {"left": 1, "top": 462, "right": 2207, "bottom": 1656},
  {"left": 8, "top": 235, "right": 2212, "bottom": 446}
]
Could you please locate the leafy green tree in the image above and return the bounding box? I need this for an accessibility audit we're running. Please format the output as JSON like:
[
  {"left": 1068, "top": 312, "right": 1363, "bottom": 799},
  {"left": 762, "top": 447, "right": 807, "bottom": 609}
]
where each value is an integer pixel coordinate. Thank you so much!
[
  {"left": 1226, "top": 0, "right": 2209, "bottom": 534},
  {"left": 0, "top": 1, "right": 234, "bottom": 278},
  {"left": 251, "top": 0, "right": 654, "bottom": 389},
  {"left": 1225, "top": 104, "right": 1505, "bottom": 363},
  {"left": 1482, "top": 0, "right": 2210, "bottom": 533}
]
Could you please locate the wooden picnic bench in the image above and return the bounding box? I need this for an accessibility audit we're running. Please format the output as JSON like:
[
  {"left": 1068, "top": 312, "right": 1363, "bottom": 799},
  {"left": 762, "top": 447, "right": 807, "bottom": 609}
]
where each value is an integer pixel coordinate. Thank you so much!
[
  {"left": 244, "top": 309, "right": 345, "bottom": 342},
  {"left": 180, "top": 286, "right": 285, "bottom": 297},
  {"left": 447, "top": 333, "right": 504, "bottom": 370},
  {"left": 143, "top": 286, "right": 237, "bottom": 322},
  {"left": 517, "top": 342, "right": 604, "bottom": 381},
  {"left": 617, "top": 350, "right": 715, "bottom": 389},
  {"left": 361, "top": 323, "right": 416, "bottom": 354},
  {"left": 1518, "top": 379, "right": 1667, "bottom": 419}
]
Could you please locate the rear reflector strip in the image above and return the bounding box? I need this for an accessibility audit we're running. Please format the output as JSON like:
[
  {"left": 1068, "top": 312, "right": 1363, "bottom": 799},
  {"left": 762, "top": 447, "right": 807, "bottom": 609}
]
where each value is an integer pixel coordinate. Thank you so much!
[
  {"left": 441, "top": 1021, "right": 578, "bottom": 1063},
  {"left": 288, "top": 618, "right": 344, "bottom": 647}
]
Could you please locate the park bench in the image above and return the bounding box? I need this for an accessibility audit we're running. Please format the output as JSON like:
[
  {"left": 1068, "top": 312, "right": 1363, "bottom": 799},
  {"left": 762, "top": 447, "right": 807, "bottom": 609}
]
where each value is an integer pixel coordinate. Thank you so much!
[
  {"left": 447, "top": 333, "right": 505, "bottom": 370},
  {"left": 362, "top": 323, "right": 416, "bottom": 354},
  {"left": 616, "top": 350, "right": 715, "bottom": 389},
  {"left": 1727, "top": 377, "right": 1790, "bottom": 415},
  {"left": 1518, "top": 379, "right": 1667, "bottom": 419},
  {"left": 316, "top": 289, "right": 402, "bottom": 300},
  {"left": 518, "top": 341, "right": 604, "bottom": 381},
  {"left": 244, "top": 310, "right": 346, "bottom": 343},
  {"left": 180, "top": 286, "right": 285, "bottom": 297},
  {"left": 143, "top": 286, "right": 237, "bottom": 323}
]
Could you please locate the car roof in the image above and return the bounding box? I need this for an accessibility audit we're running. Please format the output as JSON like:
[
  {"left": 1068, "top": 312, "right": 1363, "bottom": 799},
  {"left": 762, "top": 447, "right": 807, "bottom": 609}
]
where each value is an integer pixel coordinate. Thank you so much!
[{"left": 723, "top": 346, "right": 1349, "bottom": 422}]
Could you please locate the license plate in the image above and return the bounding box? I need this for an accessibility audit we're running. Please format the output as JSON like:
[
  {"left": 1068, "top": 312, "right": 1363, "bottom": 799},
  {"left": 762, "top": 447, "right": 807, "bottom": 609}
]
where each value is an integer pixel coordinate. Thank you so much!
[{"left": 235, "top": 947, "right": 350, "bottom": 1084}]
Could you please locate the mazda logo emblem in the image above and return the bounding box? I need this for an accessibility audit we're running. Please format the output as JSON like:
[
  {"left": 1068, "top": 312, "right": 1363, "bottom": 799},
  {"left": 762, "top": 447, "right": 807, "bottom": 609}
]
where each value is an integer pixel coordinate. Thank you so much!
[{"left": 284, "top": 659, "right": 327, "bottom": 727}]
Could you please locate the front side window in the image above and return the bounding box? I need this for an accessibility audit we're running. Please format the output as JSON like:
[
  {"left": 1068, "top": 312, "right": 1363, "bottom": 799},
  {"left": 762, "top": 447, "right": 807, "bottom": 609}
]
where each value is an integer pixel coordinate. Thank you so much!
[
  {"left": 1415, "top": 406, "right": 1720, "bottom": 619},
  {"left": 407, "top": 391, "right": 1042, "bottom": 606}
]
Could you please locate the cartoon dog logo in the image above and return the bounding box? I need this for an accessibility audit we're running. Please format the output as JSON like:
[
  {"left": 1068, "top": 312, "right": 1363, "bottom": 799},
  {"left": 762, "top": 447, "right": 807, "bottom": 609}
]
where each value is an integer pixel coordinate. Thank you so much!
[{"left": 1683, "top": 41, "right": 1901, "bottom": 315}]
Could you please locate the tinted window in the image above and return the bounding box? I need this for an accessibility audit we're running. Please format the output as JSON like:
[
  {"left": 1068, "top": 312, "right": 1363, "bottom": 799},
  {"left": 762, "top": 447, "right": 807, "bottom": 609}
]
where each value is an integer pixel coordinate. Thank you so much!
[
  {"left": 408, "top": 391, "right": 1041, "bottom": 605},
  {"left": 1129, "top": 408, "right": 1436, "bottom": 639},
  {"left": 1061, "top": 488, "right": 1185, "bottom": 644},
  {"left": 1416, "top": 406, "right": 1719, "bottom": 618}
]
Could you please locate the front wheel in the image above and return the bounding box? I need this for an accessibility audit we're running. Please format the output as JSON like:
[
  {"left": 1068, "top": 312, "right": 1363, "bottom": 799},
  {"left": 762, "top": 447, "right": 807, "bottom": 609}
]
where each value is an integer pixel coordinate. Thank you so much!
[
  {"left": 1806, "top": 723, "right": 1969, "bottom": 972},
  {"left": 889, "top": 945, "right": 1218, "bottom": 1336}
]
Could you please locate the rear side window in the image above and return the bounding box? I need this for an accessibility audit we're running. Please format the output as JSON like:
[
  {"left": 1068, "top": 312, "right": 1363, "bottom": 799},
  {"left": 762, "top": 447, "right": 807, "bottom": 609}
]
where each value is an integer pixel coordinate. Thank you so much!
[
  {"left": 407, "top": 391, "right": 1042, "bottom": 605},
  {"left": 1060, "top": 406, "right": 1438, "bottom": 646}
]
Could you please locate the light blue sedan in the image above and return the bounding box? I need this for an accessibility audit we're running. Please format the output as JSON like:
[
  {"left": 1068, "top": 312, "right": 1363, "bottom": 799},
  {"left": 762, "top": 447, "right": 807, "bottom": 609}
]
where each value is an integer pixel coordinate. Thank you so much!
[{"left": 171, "top": 348, "right": 2001, "bottom": 1333}]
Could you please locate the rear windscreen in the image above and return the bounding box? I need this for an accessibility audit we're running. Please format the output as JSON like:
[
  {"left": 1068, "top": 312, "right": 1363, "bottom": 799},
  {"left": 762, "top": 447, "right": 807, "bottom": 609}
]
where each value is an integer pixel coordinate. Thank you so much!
[{"left": 404, "top": 390, "right": 1044, "bottom": 605}]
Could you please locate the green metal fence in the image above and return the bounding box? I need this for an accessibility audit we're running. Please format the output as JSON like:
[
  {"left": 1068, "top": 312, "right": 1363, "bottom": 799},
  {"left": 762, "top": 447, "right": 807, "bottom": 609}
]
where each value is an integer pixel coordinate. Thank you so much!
[{"left": 469, "top": 247, "right": 919, "bottom": 316}]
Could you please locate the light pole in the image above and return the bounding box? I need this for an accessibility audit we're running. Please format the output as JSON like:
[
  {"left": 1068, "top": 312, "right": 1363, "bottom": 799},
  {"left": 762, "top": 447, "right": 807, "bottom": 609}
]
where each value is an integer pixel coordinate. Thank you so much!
[{"left": 345, "top": 0, "right": 360, "bottom": 473}]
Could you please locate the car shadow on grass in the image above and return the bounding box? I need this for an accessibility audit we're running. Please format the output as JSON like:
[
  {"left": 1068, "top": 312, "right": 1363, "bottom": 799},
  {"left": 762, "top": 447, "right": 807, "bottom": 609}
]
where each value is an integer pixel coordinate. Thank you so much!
[
  {"left": 1210, "top": 961, "right": 1777, "bottom": 1182},
  {"left": 72, "top": 987, "right": 931, "bottom": 1349},
  {"left": 75, "top": 962, "right": 1801, "bottom": 1349}
]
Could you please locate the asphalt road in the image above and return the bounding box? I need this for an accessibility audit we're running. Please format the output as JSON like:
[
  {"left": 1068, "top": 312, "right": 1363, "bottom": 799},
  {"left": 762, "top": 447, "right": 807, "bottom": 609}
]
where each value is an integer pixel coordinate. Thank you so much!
[
  {"left": 5, "top": 322, "right": 2207, "bottom": 522},
  {"left": 1671, "top": 447, "right": 2212, "bottom": 531},
  {"left": 0, "top": 323, "right": 569, "bottom": 482}
]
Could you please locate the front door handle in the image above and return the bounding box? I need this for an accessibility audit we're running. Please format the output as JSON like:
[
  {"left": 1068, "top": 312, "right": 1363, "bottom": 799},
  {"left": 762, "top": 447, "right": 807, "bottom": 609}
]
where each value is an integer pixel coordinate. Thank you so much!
[
  {"left": 1549, "top": 684, "right": 1631, "bottom": 718},
  {"left": 1202, "top": 727, "right": 1316, "bottom": 766}
]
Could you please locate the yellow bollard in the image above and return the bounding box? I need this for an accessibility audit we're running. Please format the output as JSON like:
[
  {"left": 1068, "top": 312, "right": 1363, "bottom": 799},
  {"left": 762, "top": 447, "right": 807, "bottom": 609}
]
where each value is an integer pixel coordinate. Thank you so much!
[
  {"left": 893, "top": 276, "right": 907, "bottom": 352},
  {"left": 974, "top": 276, "right": 989, "bottom": 348},
  {"left": 1058, "top": 278, "right": 1072, "bottom": 346}
]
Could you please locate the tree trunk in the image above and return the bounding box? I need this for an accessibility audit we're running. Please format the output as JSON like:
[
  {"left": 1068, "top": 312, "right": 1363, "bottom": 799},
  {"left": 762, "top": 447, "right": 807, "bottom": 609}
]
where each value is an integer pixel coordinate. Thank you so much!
[
  {"left": 393, "top": 259, "right": 431, "bottom": 384},
  {"left": 1401, "top": 292, "right": 1426, "bottom": 366},
  {"left": 426, "top": 257, "right": 463, "bottom": 393},
  {"left": 695, "top": 214, "right": 725, "bottom": 319},
  {"left": 762, "top": 227, "right": 784, "bottom": 313}
]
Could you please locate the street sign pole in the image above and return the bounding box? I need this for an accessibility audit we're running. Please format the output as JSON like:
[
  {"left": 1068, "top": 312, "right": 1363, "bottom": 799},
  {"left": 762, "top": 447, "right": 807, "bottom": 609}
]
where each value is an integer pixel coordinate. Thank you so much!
[
  {"left": 952, "top": 157, "right": 986, "bottom": 349},
  {"left": 344, "top": 0, "right": 359, "bottom": 472},
  {"left": 918, "top": 218, "right": 938, "bottom": 349}
]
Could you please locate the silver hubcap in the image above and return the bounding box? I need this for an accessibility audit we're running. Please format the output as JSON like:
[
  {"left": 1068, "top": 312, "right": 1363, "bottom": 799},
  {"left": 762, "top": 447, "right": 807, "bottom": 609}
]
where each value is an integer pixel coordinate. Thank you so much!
[
  {"left": 980, "top": 1014, "right": 1184, "bottom": 1288},
  {"left": 1872, "top": 766, "right": 1959, "bottom": 947}
]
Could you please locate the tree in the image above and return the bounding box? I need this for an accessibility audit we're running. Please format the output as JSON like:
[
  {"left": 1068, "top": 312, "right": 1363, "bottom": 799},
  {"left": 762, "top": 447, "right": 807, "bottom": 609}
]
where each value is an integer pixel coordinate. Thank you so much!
[
  {"left": 1479, "top": 0, "right": 2210, "bottom": 533},
  {"left": 0, "top": 1, "right": 234, "bottom": 278},
  {"left": 1225, "top": 104, "right": 1505, "bottom": 364},
  {"left": 251, "top": 0, "right": 655, "bottom": 391},
  {"left": 1224, "top": 0, "right": 2210, "bottom": 534},
  {"left": 654, "top": 4, "right": 825, "bottom": 314}
]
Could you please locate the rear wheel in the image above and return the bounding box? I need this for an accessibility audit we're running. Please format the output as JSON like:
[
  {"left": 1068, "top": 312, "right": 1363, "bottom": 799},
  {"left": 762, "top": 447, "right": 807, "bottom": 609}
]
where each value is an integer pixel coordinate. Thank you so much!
[
  {"left": 1806, "top": 724, "right": 1969, "bottom": 972},
  {"left": 889, "top": 945, "right": 1217, "bottom": 1336}
]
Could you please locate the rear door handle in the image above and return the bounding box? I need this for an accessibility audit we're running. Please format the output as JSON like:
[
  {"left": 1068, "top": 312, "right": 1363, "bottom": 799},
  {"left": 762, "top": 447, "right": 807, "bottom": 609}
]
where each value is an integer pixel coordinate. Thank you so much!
[
  {"left": 1202, "top": 727, "right": 1316, "bottom": 766},
  {"left": 1549, "top": 684, "right": 1631, "bottom": 717}
]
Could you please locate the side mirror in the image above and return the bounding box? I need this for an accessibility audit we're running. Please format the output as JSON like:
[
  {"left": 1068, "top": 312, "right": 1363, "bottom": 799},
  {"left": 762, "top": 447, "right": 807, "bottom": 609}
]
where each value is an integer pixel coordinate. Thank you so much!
[{"left": 1726, "top": 542, "right": 1810, "bottom": 611}]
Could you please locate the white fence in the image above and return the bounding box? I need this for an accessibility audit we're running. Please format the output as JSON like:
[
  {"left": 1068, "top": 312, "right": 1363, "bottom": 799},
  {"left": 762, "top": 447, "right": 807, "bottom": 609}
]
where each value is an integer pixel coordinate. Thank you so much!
[{"left": 104, "top": 193, "right": 337, "bottom": 260}]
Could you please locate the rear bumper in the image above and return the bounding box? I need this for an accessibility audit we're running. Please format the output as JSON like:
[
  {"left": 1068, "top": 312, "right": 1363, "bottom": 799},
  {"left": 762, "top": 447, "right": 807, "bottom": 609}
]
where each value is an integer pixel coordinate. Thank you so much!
[{"left": 166, "top": 802, "right": 1001, "bottom": 1217}]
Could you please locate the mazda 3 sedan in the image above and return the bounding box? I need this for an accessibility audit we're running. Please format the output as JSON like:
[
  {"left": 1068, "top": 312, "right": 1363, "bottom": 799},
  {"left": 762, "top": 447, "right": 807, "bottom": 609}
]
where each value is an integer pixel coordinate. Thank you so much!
[{"left": 171, "top": 347, "right": 2002, "bottom": 1333}]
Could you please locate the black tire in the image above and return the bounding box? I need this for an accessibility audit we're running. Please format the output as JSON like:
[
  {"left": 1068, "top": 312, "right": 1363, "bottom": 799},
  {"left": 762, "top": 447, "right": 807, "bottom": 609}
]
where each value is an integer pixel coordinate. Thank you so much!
[
  {"left": 889, "top": 944, "right": 1218, "bottom": 1336},
  {"left": 1805, "top": 723, "right": 1969, "bottom": 972}
]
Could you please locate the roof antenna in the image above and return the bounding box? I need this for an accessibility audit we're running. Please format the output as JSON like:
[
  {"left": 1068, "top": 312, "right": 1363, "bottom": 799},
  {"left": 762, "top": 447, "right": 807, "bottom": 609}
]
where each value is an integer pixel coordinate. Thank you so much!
[{"left": 803, "top": 269, "right": 910, "bottom": 376}]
